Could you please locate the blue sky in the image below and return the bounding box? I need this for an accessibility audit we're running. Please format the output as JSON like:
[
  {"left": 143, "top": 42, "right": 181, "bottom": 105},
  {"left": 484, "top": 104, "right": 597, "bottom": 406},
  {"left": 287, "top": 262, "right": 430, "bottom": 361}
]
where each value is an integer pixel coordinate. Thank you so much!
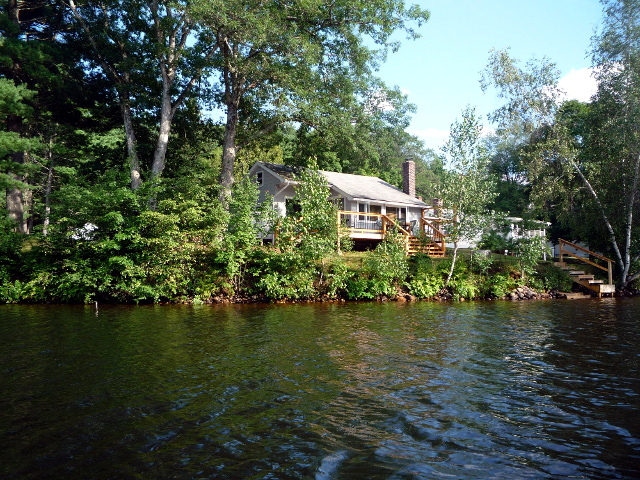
[{"left": 376, "top": 0, "right": 605, "bottom": 151}]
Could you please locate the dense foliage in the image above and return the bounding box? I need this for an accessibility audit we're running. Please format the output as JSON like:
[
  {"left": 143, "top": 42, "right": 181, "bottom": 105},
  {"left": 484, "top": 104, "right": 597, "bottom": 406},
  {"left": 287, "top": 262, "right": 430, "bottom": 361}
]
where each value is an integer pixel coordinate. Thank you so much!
[{"left": 2, "top": 0, "right": 638, "bottom": 302}]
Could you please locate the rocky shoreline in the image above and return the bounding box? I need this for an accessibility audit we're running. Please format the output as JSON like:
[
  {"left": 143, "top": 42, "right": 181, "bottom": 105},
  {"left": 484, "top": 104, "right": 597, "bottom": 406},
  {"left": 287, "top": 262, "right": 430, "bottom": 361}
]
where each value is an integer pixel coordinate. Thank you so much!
[{"left": 205, "top": 284, "right": 630, "bottom": 305}]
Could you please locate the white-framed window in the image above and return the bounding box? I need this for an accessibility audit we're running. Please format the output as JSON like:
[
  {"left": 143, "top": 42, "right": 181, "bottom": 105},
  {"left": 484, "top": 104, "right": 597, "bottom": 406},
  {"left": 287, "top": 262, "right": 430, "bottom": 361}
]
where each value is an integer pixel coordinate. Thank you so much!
[
  {"left": 386, "top": 206, "right": 407, "bottom": 222},
  {"left": 358, "top": 202, "right": 369, "bottom": 221}
]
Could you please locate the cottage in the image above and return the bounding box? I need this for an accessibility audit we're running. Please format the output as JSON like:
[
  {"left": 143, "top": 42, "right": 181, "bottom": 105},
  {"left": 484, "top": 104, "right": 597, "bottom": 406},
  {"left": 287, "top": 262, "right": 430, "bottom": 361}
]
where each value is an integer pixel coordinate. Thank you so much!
[{"left": 248, "top": 161, "right": 447, "bottom": 256}]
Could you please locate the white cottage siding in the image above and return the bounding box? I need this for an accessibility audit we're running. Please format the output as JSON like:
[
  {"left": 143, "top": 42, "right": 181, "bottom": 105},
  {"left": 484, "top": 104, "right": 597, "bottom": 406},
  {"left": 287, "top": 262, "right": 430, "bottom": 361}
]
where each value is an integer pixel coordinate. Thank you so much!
[{"left": 256, "top": 167, "right": 281, "bottom": 203}]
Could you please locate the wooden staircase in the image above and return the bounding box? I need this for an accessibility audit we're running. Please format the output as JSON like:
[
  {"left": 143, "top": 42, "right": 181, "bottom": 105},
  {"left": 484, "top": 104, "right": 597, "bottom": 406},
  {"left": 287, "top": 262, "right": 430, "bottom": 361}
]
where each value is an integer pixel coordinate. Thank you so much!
[
  {"left": 406, "top": 235, "right": 446, "bottom": 257},
  {"left": 555, "top": 239, "right": 616, "bottom": 297}
]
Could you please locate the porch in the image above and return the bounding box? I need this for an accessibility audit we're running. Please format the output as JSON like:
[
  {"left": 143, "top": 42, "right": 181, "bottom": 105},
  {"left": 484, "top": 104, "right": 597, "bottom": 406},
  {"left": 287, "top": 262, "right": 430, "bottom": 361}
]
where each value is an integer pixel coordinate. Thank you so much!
[{"left": 338, "top": 211, "right": 447, "bottom": 257}]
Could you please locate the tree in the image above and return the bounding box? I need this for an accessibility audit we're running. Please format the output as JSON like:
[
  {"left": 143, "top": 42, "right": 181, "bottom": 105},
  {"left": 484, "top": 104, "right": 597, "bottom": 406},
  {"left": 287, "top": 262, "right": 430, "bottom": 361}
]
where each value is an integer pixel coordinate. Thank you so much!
[
  {"left": 480, "top": 48, "right": 562, "bottom": 140},
  {"left": 194, "top": 0, "right": 429, "bottom": 205},
  {"left": 1, "top": 0, "right": 70, "bottom": 233},
  {"left": 439, "top": 106, "right": 496, "bottom": 285},
  {"left": 586, "top": 0, "right": 640, "bottom": 286},
  {"left": 0, "top": 77, "right": 38, "bottom": 232},
  {"left": 481, "top": 4, "right": 640, "bottom": 288},
  {"left": 65, "top": 0, "right": 219, "bottom": 191},
  {"left": 275, "top": 165, "right": 340, "bottom": 260}
]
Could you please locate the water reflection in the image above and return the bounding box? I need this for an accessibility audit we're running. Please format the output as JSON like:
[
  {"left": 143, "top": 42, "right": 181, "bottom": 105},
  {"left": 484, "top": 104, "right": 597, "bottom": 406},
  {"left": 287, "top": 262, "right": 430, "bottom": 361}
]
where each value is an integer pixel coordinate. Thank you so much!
[{"left": 1, "top": 299, "right": 639, "bottom": 479}]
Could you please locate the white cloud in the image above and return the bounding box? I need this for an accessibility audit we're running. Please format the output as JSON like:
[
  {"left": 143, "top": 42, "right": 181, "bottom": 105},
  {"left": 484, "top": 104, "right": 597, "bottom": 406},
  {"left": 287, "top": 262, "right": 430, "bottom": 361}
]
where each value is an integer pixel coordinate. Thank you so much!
[{"left": 557, "top": 68, "right": 598, "bottom": 103}]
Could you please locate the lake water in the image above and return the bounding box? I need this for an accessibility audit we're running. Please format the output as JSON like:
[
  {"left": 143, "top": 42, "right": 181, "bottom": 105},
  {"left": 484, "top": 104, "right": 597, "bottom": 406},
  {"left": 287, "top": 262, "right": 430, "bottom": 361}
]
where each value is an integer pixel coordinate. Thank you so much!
[{"left": 1, "top": 298, "right": 639, "bottom": 479}]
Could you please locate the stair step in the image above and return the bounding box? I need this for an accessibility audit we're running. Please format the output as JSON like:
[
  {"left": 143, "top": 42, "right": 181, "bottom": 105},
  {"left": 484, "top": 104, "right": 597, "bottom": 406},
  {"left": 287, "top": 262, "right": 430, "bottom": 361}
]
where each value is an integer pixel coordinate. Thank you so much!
[
  {"left": 578, "top": 275, "right": 595, "bottom": 280},
  {"left": 589, "top": 280, "right": 604, "bottom": 284},
  {"left": 569, "top": 270, "right": 586, "bottom": 275}
]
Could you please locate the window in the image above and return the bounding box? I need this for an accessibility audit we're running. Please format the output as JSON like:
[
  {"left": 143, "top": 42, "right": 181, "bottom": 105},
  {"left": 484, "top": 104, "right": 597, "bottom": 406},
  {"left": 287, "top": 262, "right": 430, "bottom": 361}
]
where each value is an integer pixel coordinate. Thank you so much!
[
  {"left": 386, "top": 207, "right": 406, "bottom": 222},
  {"left": 255, "top": 172, "right": 263, "bottom": 186},
  {"left": 358, "top": 202, "right": 369, "bottom": 221}
]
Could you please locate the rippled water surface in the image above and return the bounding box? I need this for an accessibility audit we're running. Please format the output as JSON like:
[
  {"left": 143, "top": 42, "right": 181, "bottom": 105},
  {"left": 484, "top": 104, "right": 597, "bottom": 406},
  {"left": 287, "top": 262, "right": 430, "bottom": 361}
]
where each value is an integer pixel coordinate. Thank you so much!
[{"left": 1, "top": 298, "right": 639, "bottom": 479}]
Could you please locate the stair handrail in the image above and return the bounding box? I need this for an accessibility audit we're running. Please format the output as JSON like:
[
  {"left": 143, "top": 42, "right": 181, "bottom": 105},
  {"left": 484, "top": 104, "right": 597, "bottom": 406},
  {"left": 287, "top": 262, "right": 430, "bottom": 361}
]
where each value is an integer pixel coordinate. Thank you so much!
[
  {"left": 420, "top": 217, "right": 448, "bottom": 255},
  {"left": 558, "top": 238, "right": 614, "bottom": 285}
]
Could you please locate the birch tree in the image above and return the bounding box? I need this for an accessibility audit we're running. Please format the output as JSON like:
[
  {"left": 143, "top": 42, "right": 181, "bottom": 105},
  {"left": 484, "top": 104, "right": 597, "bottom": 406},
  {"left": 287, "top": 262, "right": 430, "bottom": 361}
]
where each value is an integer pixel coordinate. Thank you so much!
[
  {"left": 439, "top": 107, "right": 496, "bottom": 285},
  {"left": 588, "top": 0, "right": 640, "bottom": 287},
  {"left": 481, "top": 1, "right": 640, "bottom": 288}
]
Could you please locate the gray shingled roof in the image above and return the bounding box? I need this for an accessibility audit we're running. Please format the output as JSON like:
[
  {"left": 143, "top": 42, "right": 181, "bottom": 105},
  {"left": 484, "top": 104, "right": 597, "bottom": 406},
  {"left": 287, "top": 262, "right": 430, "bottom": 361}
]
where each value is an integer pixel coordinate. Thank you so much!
[
  {"left": 320, "top": 170, "right": 427, "bottom": 206},
  {"left": 259, "top": 162, "right": 426, "bottom": 207}
]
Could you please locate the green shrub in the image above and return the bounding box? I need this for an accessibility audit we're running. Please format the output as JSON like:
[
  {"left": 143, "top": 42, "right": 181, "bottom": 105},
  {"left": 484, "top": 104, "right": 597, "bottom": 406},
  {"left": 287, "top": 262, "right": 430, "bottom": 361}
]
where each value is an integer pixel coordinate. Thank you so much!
[
  {"left": 344, "top": 277, "right": 378, "bottom": 300},
  {"left": 361, "top": 236, "right": 409, "bottom": 297},
  {"left": 471, "top": 250, "right": 494, "bottom": 275},
  {"left": 325, "top": 260, "right": 352, "bottom": 298},
  {"left": 534, "top": 263, "right": 573, "bottom": 291},
  {"left": 479, "top": 271, "right": 517, "bottom": 298},
  {"left": 249, "top": 249, "right": 317, "bottom": 300},
  {"left": 448, "top": 274, "right": 480, "bottom": 300},
  {"left": 477, "top": 230, "right": 510, "bottom": 251},
  {"left": 408, "top": 273, "right": 444, "bottom": 299}
]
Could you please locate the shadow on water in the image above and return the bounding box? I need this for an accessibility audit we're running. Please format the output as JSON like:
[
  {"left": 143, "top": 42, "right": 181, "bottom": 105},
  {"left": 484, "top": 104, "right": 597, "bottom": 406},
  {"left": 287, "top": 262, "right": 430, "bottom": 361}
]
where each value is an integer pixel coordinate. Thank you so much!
[{"left": 1, "top": 299, "right": 639, "bottom": 479}]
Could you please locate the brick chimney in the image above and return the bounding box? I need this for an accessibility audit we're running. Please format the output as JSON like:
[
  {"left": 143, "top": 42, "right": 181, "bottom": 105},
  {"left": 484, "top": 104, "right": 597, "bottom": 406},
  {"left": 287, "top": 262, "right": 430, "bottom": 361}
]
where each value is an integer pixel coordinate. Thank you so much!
[{"left": 402, "top": 160, "right": 416, "bottom": 197}]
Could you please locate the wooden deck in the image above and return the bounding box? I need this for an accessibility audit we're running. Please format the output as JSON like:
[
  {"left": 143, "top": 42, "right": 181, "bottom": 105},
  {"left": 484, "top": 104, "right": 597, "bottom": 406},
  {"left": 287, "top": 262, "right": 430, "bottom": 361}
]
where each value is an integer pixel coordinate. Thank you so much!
[{"left": 338, "top": 211, "right": 447, "bottom": 257}]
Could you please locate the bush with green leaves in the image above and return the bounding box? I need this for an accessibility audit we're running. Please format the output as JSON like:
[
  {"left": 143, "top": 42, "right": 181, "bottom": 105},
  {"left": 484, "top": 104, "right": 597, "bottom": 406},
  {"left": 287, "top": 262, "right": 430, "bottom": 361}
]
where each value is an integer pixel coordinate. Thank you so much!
[
  {"left": 408, "top": 273, "right": 444, "bottom": 299},
  {"left": 471, "top": 249, "right": 494, "bottom": 275},
  {"left": 407, "top": 253, "right": 444, "bottom": 299},
  {"left": 448, "top": 274, "right": 480, "bottom": 300},
  {"left": 250, "top": 249, "right": 316, "bottom": 300},
  {"left": 534, "top": 263, "right": 573, "bottom": 292},
  {"left": 13, "top": 179, "right": 228, "bottom": 303},
  {"left": 477, "top": 230, "right": 511, "bottom": 251},
  {"left": 346, "top": 236, "right": 408, "bottom": 299},
  {"left": 0, "top": 213, "right": 24, "bottom": 302},
  {"left": 214, "top": 177, "right": 276, "bottom": 295},
  {"left": 323, "top": 259, "right": 352, "bottom": 298},
  {"left": 479, "top": 271, "right": 517, "bottom": 298}
]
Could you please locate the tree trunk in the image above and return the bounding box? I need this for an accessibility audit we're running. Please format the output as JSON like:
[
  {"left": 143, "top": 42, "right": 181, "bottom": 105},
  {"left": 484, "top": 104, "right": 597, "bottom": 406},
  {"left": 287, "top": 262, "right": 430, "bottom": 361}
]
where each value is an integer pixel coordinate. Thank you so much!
[
  {"left": 445, "top": 241, "right": 459, "bottom": 286},
  {"left": 570, "top": 160, "right": 625, "bottom": 282},
  {"left": 67, "top": 0, "right": 142, "bottom": 190},
  {"left": 219, "top": 101, "right": 239, "bottom": 207},
  {"left": 42, "top": 139, "right": 54, "bottom": 236},
  {"left": 620, "top": 150, "right": 640, "bottom": 286},
  {"left": 6, "top": 177, "right": 25, "bottom": 234},
  {"left": 5, "top": 114, "right": 28, "bottom": 234},
  {"left": 151, "top": 85, "right": 174, "bottom": 181},
  {"left": 119, "top": 92, "right": 141, "bottom": 190}
]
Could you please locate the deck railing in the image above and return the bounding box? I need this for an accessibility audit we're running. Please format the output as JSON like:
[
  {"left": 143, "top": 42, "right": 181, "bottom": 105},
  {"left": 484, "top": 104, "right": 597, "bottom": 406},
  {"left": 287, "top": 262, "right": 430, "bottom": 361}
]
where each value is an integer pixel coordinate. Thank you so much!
[
  {"left": 558, "top": 238, "right": 614, "bottom": 285},
  {"left": 420, "top": 217, "right": 447, "bottom": 255},
  {"left": 338, "top": 211, "right": 412, "bottom": 235},
  {"left": 338, "top": 211, "right": 447, "bottom": 255}
]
